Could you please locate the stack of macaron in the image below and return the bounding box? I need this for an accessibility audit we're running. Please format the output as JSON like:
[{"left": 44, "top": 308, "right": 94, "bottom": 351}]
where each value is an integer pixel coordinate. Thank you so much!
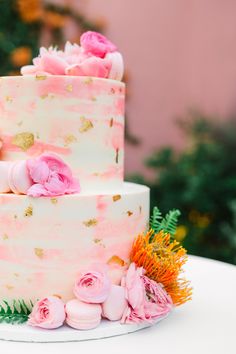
[
  {"left": 27, "top": 266, "right": 128, "bottom": 331},
  {"left": 0, "top": 160, "right": 32, "bottom": 194}
]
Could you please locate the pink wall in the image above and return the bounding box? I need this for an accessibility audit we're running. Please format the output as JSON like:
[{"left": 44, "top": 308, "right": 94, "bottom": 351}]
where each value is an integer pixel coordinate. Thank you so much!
[{"left": 73, "top": 0, "right": 236, "bottom": 175}]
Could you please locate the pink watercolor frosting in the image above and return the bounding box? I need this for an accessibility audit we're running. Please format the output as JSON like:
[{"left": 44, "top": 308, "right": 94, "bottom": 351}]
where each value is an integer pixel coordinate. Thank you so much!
[
  {"left": 27, "top": 153, "right": 80, "bottom": 197},
  {"left": 121, "top": 263, "right": 173, "bottom": 324},
  {"left": 21, "top": 31, "right": 124, "bottom": 81},
  {"left": 28, "top": 296, "right": 66, "bottom": 329},
  {"left": 74, "top": 264, "right": 111, "bottom": 304}
]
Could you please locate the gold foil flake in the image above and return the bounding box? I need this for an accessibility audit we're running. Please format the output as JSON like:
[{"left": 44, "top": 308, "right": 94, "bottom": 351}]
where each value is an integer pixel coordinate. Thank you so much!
[
  {"left": 94, "top": 238, "right": 102, "bottom": 244},
  {"left": 113, "top": 195, "right": 121, "bottom": 202},
  {"left": 6, "top": 285, "right": 14, "bottom": 291},
  {"left": 53, "top": 294, "right": 62, "bottom": 299},
  {"left": 14, "top": 214, "right": 18, "bottom": 219},
  {"left": 51, "top": 197, "right": 58, "bottom": 205},
  {"left": 24, "top": 205, "right": 33, "bottom": 217},
  {"left": 79, "top": 117, "right": 94, "bottom": 133},
  {"left": 36, "top": 74, "right": 47, "bottom": 80},
  {"left": 110, "top": 87, "right": 116, "bottom": 94},
  {"left": 64, "top": 134, "right": 77, "bottom": 146},
  {"left": 14, "top": 273, "right": 19, "bottom": 277},
  {"left": 34, "top": 248, "right": 44, "bottom": 259},
  {"left": 127, "top": 211, "right": 133, "bottom": 217},
  {"left": 66, "top": 84, "right": 73, "bottom": 92},
  {"left": 84, "top": 77, "right": 93, "bottom": 85},
  {"left": 115, "top": 148, "right": 119, "bottom": 164},
  {"left": 40, "top": 94, "right": 48, "bottom": 99},
  {"left": 91, "top": 96, "right": 97, "bottom": 101},
  {"left": 12, "top": 132, "right": 34, "bottom": 151},
  {"left": 17, "top": 121, "right": 23, "bottom": 127},
  {"left": 139, "top": 206, "right": 142, "bottom": 214},
  {"left": 107, "top": 255, "right": 125, "bottom": 267},
  {"left": 5, "top": 96, "right": 13, "bottom": 103},
  {"left": 2, "top": 234, "right": 9, "bottom": 240},
  {"left": 83, "top": 219, "right": 98, "bottom": 227},
  {"left": 110, "top": 118, "right": 114, "bottom": 127}
]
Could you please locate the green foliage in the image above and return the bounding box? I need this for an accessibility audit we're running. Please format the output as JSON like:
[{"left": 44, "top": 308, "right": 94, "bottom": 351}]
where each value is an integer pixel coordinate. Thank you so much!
[
  {"left": 128, "top": 114, "right": 236, "bottom": 264},
  {"left": 0, "top": 299, "right": 33, "bottom": 324},
  {"left": 150, "top": 206, "right": 181, "bottom": 237}
]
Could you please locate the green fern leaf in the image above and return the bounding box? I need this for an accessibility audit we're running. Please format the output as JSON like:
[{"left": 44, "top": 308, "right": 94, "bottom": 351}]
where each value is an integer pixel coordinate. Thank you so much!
[
  {"left": 0, "top": 299, "right": 33, "bottom": 325},
  {"left": 150, "top": 206, "right": 181, "bottom": 239},
  {"left": 150, "top": 206, "right": 162, "bottom": 232}
]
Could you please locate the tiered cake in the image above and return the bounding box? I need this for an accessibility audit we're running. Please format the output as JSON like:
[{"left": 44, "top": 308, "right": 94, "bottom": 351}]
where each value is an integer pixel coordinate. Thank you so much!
[{"left": 0, "top": 44, "right": 150, "bottom": 303}]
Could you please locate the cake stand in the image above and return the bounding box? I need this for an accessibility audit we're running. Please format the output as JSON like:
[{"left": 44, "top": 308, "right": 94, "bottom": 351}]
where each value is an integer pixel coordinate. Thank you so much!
[{"left": 0, "top": 316, "right": 167, "bottom": 343}]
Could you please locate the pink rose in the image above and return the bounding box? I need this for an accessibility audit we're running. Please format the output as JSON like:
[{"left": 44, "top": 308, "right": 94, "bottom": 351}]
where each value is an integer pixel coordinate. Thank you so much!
[
  {"left": 28, "top": 296, "right": 66, "bottom": 329},
  {"left": 26, "top": 153, "right": 80, "bottom": 197},
  {"left": 66, "top": 56, "right": 111, "bottom": 78},
  {"left": 80, "top": 31, "right": 117, "bottom": 58},
  {"left": 74, "top": 264, "right": 111, "bottom": 304},
  {"left": 121, "top": 263, "right": 173, "bottom": 324}
]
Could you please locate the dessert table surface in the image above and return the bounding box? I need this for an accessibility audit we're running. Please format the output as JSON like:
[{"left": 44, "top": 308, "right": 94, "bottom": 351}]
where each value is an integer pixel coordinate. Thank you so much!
[{"left": 0, "top": 255, "right": 235, "bottom": 354}]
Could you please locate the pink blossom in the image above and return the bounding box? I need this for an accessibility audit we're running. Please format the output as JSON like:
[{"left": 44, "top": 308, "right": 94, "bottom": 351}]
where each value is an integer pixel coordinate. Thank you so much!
[
  {"left": 28, "top": 296, "right": 66, "bottom": 329},
  {"left": 80, "top": 31, "right": 117, "bottom": 58},
  {"left": 121, "top": 263, "right": 173, "bottom": 324},
  {"left": 26, "top": 153, "right": 80, "bottom": 197},
  {"left": 74, "top": 264, "right": 111, "bottom": 304},
  {"left": 66, "top": 56, "right": 111, "bottom": 78}
]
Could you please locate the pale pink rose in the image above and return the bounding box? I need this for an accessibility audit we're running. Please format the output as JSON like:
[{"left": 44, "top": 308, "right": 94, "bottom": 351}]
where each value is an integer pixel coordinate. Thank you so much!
[
  {"left": 66, "top": 56, "right": 111, "bottom": 78},
  {"left": 102, "top": 285, "right": 127, "bottom": 321},
  {"left": 74, "top": 264, "right": 111, "bottom": 304},
  {"left": 80, "top": 31, "right": 117, "bottom": 58},
  {"left": 106, "top": 52, "right": 124, "bottom": 81},
  {"left": 26, "top": 153, "right": 80, "bottom": 197},
  {"left": 121, "top": 263, "right": 173, "bottom": 324},
  {"left": 28, "top": 296, "right": 66, "bottom": 329}
]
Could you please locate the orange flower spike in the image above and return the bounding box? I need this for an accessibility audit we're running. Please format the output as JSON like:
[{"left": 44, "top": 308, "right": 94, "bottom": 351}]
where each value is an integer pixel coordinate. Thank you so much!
[{"left": 130, "top": 230, "right": 192, "bottom": 306}]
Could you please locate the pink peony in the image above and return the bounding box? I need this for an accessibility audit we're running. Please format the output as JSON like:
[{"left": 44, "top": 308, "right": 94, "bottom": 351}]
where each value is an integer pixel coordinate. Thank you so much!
[
  {"left": 121, "top": 263, "right": 173, "bottom": 324},
  {"left": 74, "top": 264, "right": 111, "bottom": 304},
  {"left": 26, "top": 153, "right": 80, "bottom": 197},
  {"left": 80, "top": 31, "right": 117, "bottom": 58},
  {"left": 28, "top": 296, "right": 66, "bottom": 329}
]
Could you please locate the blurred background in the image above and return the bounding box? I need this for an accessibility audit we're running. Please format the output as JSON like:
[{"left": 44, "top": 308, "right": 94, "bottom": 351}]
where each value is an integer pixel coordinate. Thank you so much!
[{"left": 1, "top": 0, "right": 236, "bottom": 264}]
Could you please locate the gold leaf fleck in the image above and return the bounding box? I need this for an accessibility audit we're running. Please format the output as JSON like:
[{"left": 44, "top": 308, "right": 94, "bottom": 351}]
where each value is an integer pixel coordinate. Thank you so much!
[
  {"left": 36, "top": 75, "right": 47, "bottom": 81},
  {"left": 12, "top": 132, "right": 34, "bottom": 151},
  {"left": 14, "top": 214, "right": 18, "bottom": 219},
  {"left": 111, "top": 87, "right": 115, "bottom": 94},
  {"left": 35, "top": 248, "right": 44, "bottom": 259},
  {"left": 14, "top": 273, "right": 19, "bottom": 277},
  {"left": 113, "top": 194, "right": 121, "bottom": 202},
  {"left": 79, "top": 117, "right": 93, "bottom": 133},
  {"left": 139, "top": 206, "right": 142, "bottom": 214},
  {"left": 17, "top": 121, "right": 23, "bottom": 127},
  {"left": 107, "top": 255, "right": 125, "bottom": 267},
  {"left": 115, "top": 148, "right": 119, "bottom": 164},
  {"left": 51, "top": 198, "right": 58, "bottom": 205},
  {"left": 24, "top": 205, "right": 33, "bottom": 217},
  {"left": 53, "top": 294, "right": 62, "bottom": 299},
  {"left": 5, "top": 96, "right": 13, "bottom": 103},
  {"left": 64, "top": 134, "right": 77, "bottom": 146},
  {"left": 91, "top": 96, "right": 97, "bottom": 101},
  {"left": 94, "top": 238, "right": 102, "bottom": 244},
  {"left": 6, "top": 285, "right": 14, "bottom": 290},
  {"left": 84, "top": 77, "right": 93, "bottom": 85},
  {"left": 110, "top": 118, "right": 114, "bottom": 127},
  {"left": 40, "top": 94, "right": 48, "bottom": 99},
  {"left": 66, "top": 84, "right": 73, "bottom": 92},
  {"left": 83, "top": 218, "right": 98, "bottom": 227},
  {"left": 127, "top": 211, "right": 133, "bottom": 217},
  {"left": 2, "top": 234, "right": 9, "bottom": 240}
]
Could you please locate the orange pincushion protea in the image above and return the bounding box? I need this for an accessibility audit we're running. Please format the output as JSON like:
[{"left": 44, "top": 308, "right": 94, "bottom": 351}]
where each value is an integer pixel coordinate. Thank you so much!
[{"left": 130, "top": 230, "right": 192, "bottom": 306}]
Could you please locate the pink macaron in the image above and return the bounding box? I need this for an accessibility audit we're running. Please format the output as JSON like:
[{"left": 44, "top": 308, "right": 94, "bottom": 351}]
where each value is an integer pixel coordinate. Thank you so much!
[
  {"left": 0, "top": 161, "right": 13, "bottom": 193},
  {"left": 65, "top": 299, "right": 102, "bottom": 330},
  {"left": 8, "top": 160, "right": 33, "bottom": 194},
  {"left": 102, "top": 285, "right": 127, "bottom": 321}
]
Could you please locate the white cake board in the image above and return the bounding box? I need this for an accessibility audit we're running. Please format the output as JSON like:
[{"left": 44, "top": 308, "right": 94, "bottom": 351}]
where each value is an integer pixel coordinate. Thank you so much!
[{"left": 0, "top": 316, "right": 167, "bottom": 343}]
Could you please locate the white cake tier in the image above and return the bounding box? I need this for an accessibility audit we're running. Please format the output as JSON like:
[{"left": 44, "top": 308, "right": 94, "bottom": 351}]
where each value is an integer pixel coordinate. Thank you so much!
[
  {"left": 0, "top": 182, "right": 149, "bottom": 302},
  {"left": 0, "top": 75, "right": 125, "bottom": 192}
]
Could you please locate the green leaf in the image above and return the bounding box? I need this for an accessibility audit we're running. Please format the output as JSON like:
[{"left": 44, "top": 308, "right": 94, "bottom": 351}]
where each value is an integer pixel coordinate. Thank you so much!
[
  {"left": 0, "top": 299, "right": 33, "bottom": 325},
  {"left": 150, "top": 206, "right": 181, "bottom": 239}
]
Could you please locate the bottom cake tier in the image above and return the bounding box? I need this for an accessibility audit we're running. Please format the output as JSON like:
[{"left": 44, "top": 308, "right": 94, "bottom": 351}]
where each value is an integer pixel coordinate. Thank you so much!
[{"left": 0, "top": 182, "right": 149, "bottom": 302}]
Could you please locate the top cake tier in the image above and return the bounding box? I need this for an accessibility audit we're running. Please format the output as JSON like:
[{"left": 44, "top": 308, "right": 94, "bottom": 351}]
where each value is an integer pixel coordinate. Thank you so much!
[{"left": 0, "top": 75, "right": 125, "bottom": 192}]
